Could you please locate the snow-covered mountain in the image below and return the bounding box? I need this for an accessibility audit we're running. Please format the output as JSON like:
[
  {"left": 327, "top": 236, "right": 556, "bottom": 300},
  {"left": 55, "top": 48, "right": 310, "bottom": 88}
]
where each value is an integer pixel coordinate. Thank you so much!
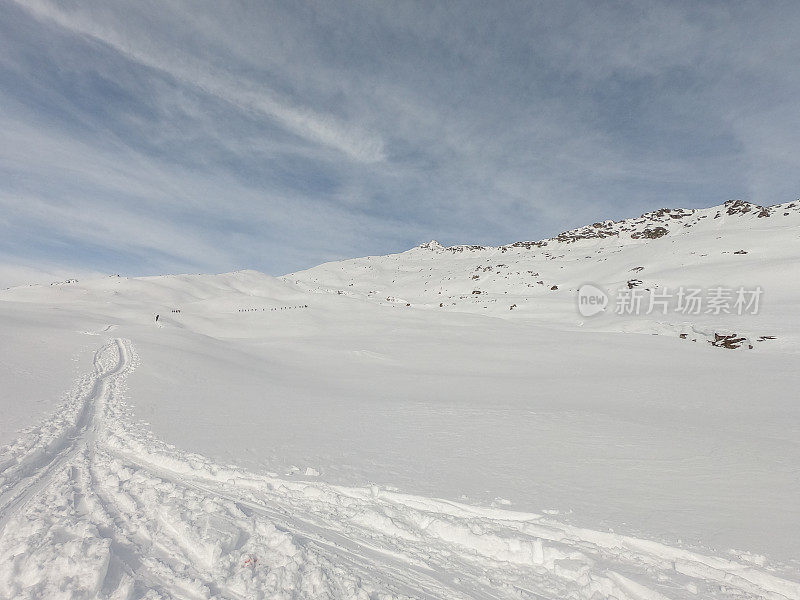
[
  {"left": 1, "top": 200, "right": 799, "bottom": 599},
  {"left": 285, "top": 200, "right": 800, "bottom": 350}
]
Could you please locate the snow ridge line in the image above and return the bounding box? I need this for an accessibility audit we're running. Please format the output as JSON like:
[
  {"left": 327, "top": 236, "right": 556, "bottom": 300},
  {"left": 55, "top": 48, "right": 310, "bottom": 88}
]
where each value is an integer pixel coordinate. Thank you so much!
[{"left": 1, "top": 338, "right": 800, "bottom": 599}]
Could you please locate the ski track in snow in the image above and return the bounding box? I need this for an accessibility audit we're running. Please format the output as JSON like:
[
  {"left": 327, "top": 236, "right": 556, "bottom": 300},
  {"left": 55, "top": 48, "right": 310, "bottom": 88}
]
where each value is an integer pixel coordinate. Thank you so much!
[{"left": 1, "top": 339, "right": 798, "bottom": 600}]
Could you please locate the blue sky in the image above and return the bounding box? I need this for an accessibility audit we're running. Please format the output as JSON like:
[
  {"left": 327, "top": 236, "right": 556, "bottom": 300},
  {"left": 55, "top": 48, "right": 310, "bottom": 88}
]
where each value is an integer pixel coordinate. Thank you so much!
[{"left": 2, "top": 0, "right": 799, "bottom": 286}]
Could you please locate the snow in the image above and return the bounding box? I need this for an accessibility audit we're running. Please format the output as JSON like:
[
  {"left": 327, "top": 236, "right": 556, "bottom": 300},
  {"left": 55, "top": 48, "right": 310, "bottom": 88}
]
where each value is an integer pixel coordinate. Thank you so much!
[{"left": 1, "top": 200, "right": 799, "bottom": 598}]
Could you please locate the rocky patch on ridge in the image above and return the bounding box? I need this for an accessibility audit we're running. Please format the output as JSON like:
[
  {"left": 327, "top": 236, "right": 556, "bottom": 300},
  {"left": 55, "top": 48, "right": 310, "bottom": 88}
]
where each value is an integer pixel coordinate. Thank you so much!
[{"left": 416, "top": 200, "right": 800, "bottom": 254}]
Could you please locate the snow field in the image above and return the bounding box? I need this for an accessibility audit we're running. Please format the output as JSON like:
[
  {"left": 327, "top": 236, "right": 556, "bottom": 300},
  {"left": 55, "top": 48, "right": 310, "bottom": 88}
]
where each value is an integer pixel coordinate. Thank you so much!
[
  {"left": 1, "top": 337, "right": 799, "bottom": 599},
  {"left": 2, "top": 200, "right": 799, "bottom": 598}
]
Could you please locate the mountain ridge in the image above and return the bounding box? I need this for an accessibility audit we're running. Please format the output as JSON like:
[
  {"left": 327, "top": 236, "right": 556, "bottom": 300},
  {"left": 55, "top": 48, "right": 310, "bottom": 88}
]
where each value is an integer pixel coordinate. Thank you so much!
[{"left": 416, "top": 199, "right": 800, "bottom": 255}]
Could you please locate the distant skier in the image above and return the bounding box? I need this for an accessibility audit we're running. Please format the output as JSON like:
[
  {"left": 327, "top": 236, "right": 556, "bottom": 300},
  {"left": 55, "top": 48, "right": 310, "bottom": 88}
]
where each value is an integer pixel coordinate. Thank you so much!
[{"left": 155, "top": 314, "right": 159, "bottom": 323}]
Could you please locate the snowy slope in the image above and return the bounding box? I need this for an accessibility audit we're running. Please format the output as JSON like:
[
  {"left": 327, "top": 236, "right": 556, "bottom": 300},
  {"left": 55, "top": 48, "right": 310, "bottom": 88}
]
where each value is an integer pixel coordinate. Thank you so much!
[
  {"left": 285, "top": 200, "right": 800, "bottom": 350},
  {"left": 1, "top": 200, "right": 799, "bottom": 599}
]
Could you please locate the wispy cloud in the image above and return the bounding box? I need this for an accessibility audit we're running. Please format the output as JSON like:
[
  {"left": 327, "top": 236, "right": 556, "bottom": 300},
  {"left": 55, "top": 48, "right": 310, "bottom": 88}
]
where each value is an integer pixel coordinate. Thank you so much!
[
  {"left": 1, "top": 0, "right": 798, "bottom": 284},
  {"left": 13, "top": 0, "right": 386, "bottom": 164}
]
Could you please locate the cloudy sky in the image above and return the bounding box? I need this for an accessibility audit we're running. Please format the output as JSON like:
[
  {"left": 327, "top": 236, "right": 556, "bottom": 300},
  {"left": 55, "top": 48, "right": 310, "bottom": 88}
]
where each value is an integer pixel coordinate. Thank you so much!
[{"left": 2, "top": 0, "right": 799, "bottom": 286}]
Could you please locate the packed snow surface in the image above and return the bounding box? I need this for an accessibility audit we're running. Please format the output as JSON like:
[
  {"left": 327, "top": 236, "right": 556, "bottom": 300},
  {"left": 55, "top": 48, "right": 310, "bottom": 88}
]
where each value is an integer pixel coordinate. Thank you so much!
[{"left": 1, "top": 201, "right": 799, "bottom": 598}]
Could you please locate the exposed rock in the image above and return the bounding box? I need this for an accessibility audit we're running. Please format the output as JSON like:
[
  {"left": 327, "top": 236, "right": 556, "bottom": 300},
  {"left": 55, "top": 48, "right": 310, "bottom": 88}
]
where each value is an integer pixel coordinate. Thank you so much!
[
  {"left": 631, "top": 227, "right": 668, "bottom": 239},
  {"left": 418, "top": 201, "right": 798, "bottom": 254},
  {"left": 709, "top": 333, "right": 749, "bottom": 350},
  {"left": 725, "top": 200, "right": 753, "bottom": 215}
]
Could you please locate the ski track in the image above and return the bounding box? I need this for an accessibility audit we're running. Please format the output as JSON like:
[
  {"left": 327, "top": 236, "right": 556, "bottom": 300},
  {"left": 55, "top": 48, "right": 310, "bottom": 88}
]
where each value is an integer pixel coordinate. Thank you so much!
[{"left": 1, "top": 339, "right": 798, "bottom": 599}]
